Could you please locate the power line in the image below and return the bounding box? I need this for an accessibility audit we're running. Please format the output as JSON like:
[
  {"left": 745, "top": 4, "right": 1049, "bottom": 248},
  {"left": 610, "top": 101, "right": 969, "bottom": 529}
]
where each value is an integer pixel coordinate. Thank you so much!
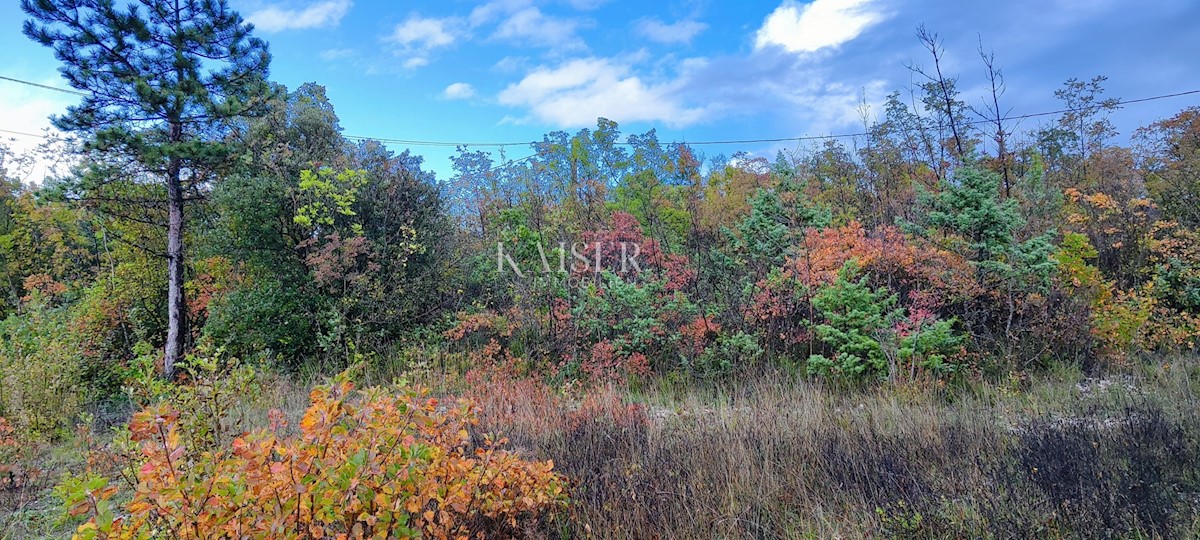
[
  {"left": 0, "top": 128, "right": 48, "bottom": 138},
  {"left": 345, "top": 134, "right": 502, "bottom": 148},
  {"left": 484, "top": 154, "right": 536, "bottom": 174},
  {"left": 0, "top": 75, "right": 88, "bottom": 96},
  {"left": 638, "top": 89, "right": 1200, "bottom": 146},
  {"left": 2, "top": 73, "right": 1197, "bottom": 148},
  {"left": 1, "top": 74, "right": 501, "bottom": 147},
  {"left": 307, "top": 88, "right": 1200, "bottom": 148}
]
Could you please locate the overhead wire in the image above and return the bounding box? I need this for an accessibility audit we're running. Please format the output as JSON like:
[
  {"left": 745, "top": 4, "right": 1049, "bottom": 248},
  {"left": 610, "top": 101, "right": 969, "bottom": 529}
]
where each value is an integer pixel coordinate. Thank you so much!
[
  {"left": 0, "top": 74, "right": 88, "bottom": 96},
  {"left": 2, "top": 73, "right": 1198, "bottom": 151},
  {"left": 0, "top": 127, "right": 48, "bottom": 138}
]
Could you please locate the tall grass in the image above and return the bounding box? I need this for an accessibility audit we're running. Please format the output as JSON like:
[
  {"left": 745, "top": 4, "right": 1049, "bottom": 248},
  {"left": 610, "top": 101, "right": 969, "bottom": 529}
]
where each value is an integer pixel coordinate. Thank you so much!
[
  {"left": 465, "top": 359, "right": 1200, "bottom": 539},
  {"left": 3, "top": 357, "right": 1198, "bottom": 539}
]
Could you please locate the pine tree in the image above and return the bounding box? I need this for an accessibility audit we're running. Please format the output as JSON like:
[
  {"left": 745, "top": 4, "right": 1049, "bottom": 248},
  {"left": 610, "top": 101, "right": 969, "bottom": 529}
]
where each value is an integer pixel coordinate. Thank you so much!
[
  {"left": 922, "top": 165, "right": 1023, "bottom": 266},
  {"left": 22, "top": 0, "right": 272, "bottom": 378},
  {"left": 735, "top": 189, "right": 789, "bottom": 270},
  {"left": 807, "top": 261, "right": 901, "bottom": 379}
]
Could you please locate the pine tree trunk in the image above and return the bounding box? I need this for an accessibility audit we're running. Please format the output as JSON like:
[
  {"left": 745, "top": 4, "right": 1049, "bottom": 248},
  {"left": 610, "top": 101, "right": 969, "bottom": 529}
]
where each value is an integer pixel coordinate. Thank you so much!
[{"left": 164, "top": 122, "right": 186, "bottom": 380}]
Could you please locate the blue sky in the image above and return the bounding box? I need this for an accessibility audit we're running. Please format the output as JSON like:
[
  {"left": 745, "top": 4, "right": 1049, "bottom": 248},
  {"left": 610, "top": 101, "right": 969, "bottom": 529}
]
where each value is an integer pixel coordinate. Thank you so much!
[{"left": 2, "top": 0, "right": 1199, "bottom": 180}]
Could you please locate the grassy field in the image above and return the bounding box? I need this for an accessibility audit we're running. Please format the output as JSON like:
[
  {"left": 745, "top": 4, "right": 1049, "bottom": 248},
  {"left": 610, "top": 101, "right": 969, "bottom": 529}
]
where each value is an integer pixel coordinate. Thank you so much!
[{"left": 3, "top": 356, "right": 1200, "bottom": 539}]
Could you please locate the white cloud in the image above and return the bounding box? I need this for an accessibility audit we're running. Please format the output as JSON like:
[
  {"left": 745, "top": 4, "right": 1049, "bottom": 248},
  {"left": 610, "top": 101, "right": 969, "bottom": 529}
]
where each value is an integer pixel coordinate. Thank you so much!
[
  {"left": 497, "top": 57, "right": 705, "bottom": 128},
  {"left": 247, "top": 0, "right": 352, "bottom": 32},
  {"left": 788, "top": 81, "right": 888, "bottom": 131},
  {"left": 402, "top": 57, "right": 430, "bottom": 69},
  {"left": 382, "top": 1, "right": 586, "bottom": 70},
  {"left": 493, "top": 56, "right": 529, "bottom": 73},
  {"left": 443, "top": 82, "right": 476, "bottom": 100},
  {"left": 664, "top": 46, "right": 892, "bottom": 140},
  {"left": 384, "top": 15, "right": 466, "bottom": 70},
  {"left": 468, "top": 0, "right": 529, "bottom": 27},
  {"left": 319, "top": 48, "right": 355, "bottom": 61},
  {"left": 388, "top": 15, "right": 460, "bottom": 49},
  {"left": 635, "top": 18, "right": 708, "bottom": 44},
  {"left": 563, "top": 0, "right": 608, "bottom": 10},
  {"left": 467, "top": 0, "right": 587, "bottom": 50},
  {"left": 755, "top": 0, "right": 884, "bottom": 54},
  {"left": 493, "top": 6, "right": 586, "bottom": 49}
]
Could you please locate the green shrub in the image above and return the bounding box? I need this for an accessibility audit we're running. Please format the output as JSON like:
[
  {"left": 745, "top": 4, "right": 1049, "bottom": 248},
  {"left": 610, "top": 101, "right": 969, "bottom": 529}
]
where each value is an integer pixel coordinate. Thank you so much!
[
  {"left": 807, "top": 261, "right": 899, "bottom": 379},
  {"left": 0, "top": 295, "right": 83, "bottom": 439},
  {"left": 121, "top": 344, "right": 262, "bottom": 450},
  {"left": 808, "top": 261, "right": 966, "bottom": 381},
  {"left": 201, "top": 277, "right": 316, "bottom": 362},
  {"left": 694, "top": 331, "right": 763, "bottom": 376}
]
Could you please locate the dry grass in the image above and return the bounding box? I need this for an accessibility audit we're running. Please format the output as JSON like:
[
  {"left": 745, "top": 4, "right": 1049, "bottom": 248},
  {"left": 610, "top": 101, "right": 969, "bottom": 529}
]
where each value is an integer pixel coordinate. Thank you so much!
[
  {"left": 461, "top": 360, "right": 1200, "bottom": 539},
  {"left": 3, "top": 357, "right": 1199, "bottom": 539}
]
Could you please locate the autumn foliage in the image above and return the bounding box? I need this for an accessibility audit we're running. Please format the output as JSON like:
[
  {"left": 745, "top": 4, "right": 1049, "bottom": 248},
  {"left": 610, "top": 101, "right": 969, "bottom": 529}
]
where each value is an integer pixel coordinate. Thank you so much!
[
  {"left": 746, "top": 221, "right": 975, "bottom": 352},
  {"left": 0, "top": 417, "right": 17, "bottom": 488},
  {"left": 463, "top": 360, "right": 648, "bottom": 446},
  {"left": 60, "top": 376, "right": 566, "bottom": 539}
]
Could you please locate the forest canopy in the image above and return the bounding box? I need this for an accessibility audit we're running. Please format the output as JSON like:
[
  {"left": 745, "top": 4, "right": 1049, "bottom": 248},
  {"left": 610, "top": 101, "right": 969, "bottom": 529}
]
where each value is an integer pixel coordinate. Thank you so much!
[{"left": 2, "top": 2, "right": 1200, "bottom": 538}]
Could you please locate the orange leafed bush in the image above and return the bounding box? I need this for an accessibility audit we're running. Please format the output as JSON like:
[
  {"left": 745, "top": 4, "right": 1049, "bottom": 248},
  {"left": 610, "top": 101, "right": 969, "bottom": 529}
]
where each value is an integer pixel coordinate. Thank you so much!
[
  {"left": 21, "top": 273, "right": 67, "bottom": 301},
  {"left": 465, "top": 363, "right": 565, "bottom": 442},
  {"left": 679, "top": 315, "right": 720, "bottom": 355},
  {"left": 785, "top": 222, "right": 976, "bottom": 297},
  {"left": 464, "top": 362, "right": 648, "bottom": 449},
  {"left": 64, "top": 377, "right": 567, "bottom": 539},
  {"left": 184, "top": 256, "right": 243, "bottom": 323},
  {"left": 577, "top": 211, "right": 695, "bottom": 291},
  {"left": 745, "top": 222, "right": 976, "bottom": 348},
  {"left": 444, "top": 310, "right": 515, "bottom": 343},
  {"left": 0, "top": 416, "right": 17, "bottom": 486}
]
